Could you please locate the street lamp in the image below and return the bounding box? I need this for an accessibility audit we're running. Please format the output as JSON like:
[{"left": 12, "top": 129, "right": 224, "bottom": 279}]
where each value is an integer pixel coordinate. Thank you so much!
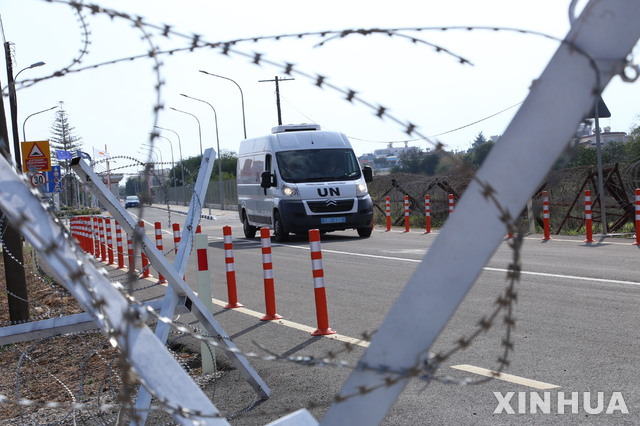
[
  {"left": 22, "top": 105, "right": 57, "bottom": 141},
  {"left": 170, "top": 107, "right": 202, "bottom": 157},
  {"left": 142, "top": 143, "right": 164, "bottom": 186},
  {"left": 199, "top": 70, "right": 247, "bottom": 139},
  {"left": 15, "top": 61, "right": 46, "bottom": 80},
  {"left": 154, "top": 125, "right": 186, "bottom": 205},
  {"left": 180, "top": 93, "right": 225, "bottom": 210},
  {"left": 152, "top": 134, "right": 175, "bottom": 187}
]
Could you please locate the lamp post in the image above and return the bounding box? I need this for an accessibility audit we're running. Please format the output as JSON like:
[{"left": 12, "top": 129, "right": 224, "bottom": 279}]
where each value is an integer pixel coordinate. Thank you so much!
[
  {"left": 22, "top": 105, "right": 57, "bottom": 141},
  {"left": 154, "top": 125, "right": 186, "bottom": 205},
  {"left": 153, "top": 134, "right": 175, "bottom": 188},
  {"left": 180, "top": 93, "right": 225, "bottom": 210},
  {"left": 170, "top": 107, "right": 202, "bottom": 157},
  {"left": 142, "top": 143, "right": 164, "bottom": 186},
  {"left": 199, "top": 70, "right": 247, "bottom": 139}
]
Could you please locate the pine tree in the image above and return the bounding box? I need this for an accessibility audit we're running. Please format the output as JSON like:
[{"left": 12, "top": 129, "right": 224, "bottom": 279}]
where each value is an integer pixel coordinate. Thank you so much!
[{"left": 49, "top": 101, "right": 83, "bottom": 206}]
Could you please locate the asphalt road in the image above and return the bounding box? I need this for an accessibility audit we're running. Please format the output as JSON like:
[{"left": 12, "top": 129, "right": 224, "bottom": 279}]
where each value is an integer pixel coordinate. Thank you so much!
[{"left": 120, "top": 204, "right": 640, "bottom": 425}]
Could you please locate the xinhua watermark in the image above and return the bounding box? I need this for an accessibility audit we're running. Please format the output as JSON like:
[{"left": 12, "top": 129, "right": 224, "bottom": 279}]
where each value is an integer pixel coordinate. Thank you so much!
[{"left": 493, "top": 392, "right": 628, "bottom": 415}]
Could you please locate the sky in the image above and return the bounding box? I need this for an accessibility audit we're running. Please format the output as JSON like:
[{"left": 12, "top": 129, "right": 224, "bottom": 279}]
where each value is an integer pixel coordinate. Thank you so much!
[{"left": 2, "top": 0, "right": 640, "bottom": 176}]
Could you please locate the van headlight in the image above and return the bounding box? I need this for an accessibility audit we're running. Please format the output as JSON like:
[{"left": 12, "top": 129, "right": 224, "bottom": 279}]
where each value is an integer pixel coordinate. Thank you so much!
[
  {"left": 282, "top": 184, "right": 299, "bottom": 197},
  {"left": 356, "top": 181, "right": 368, "bottom": 196}
]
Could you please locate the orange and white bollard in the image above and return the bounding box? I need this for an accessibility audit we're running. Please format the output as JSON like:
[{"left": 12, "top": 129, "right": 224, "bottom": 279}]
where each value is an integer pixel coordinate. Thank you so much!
[
  {"left": 105, "top": 218, "right": 114, "bottom": 265},
  {"left": 92, "top": 216, "right": 100, "bottom": 258},
  {"left": 172, "top": 223, "right": 186, "bottom": 280},
  {"left": 99, "top": 217, "right": 108, "bottom": 262},
  {"left": 385, "top": 196, "right": 391, "bottom": 231},
  {"left": 424, "top": 194, "right": 431, "bottom": 234},
  {"left": 138, "top": 221, "right": 151, "bottom": 278},
  {"left": 308, "top": 229, "right": 336, "bottom": 336},
  {"left": 403, "top": 195, "right": 410, "bottom": 232},
  {"left": 127, "top": 232, "right": 135, "bottom": 272},
  {"left": 223, "top": 226, "right": 243, "bottom": 309},
  {"left": 584, "top": 190, "right": 594, "bottom": 243},
  {"left": 154, "top": 222, "right": 166, "bottom": 282},
  {"left": 260, "top": 227, "right": 282, "bottom": 321},
  {"left": 634, "top": 188, "right": 640, "bottom": 246},
  {"left": 448, "top": 194, "right": 455, "bottom": 215},
  {"left": 115, "top": 221, "right": 125, "bottom": 269},
  {"left": 542, "top": 191, "right": 551, "bottom": 240}
]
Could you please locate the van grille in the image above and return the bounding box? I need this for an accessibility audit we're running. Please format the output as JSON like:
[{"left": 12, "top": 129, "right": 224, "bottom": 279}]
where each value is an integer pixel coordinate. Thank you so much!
[{"left": 307, "top": 199, "right": 354, "bottom": 213}]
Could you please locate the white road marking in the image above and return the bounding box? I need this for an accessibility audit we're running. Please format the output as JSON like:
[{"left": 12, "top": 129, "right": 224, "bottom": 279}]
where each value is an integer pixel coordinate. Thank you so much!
[{"left": 451, "top": 364, "right": 560, "bottom": 389}]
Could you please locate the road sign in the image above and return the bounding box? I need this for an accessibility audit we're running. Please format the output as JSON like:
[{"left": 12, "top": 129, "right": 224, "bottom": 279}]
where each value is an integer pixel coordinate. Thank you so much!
[
  {"left": 30, "top": 173, "right": 46, "bottom": 187},
  {"left": 21, "top": 140, "right": 51, "bottom": 172},
  {"left": 45, "top": 165, "right": 61, "bottom": 193}
]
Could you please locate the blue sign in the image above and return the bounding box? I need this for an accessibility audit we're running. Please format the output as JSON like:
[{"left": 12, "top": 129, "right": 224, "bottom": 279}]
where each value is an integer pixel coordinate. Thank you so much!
[{"left": 45, "top": 165, "right": 62, "bottom": 193}]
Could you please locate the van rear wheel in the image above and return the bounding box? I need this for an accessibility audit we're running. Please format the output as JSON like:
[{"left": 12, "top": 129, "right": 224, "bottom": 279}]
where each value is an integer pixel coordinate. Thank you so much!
[
  {"left": 274, "top": 212, "right": 289, "bottom": 242},
  {"left": 242, "top": 211, "right": 257, "bottom": 238}
]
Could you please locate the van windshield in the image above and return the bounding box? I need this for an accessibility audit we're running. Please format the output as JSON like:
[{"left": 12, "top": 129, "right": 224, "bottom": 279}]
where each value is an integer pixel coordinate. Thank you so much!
[{"left": 276, "top": 149, "right": 361, "bottom": 183}]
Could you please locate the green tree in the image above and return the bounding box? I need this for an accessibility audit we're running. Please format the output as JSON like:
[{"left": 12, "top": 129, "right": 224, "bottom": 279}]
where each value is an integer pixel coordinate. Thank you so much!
[
  {"left": 464, "top": 140, "right": 494, "bottom": 169},
  {"left": 49, "top": 101, "right": 83, "bottom": 207}
]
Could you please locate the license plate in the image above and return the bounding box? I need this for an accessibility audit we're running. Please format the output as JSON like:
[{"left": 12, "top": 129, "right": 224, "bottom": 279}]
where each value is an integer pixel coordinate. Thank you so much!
[{"left": 321, "top": 217, "right": 346, "bottom": 224}]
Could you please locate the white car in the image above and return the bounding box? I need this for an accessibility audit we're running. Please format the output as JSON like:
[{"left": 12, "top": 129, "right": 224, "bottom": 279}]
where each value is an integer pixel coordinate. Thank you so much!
[{"left": 125, "top": 195, "right": 140, "bottom": 208}]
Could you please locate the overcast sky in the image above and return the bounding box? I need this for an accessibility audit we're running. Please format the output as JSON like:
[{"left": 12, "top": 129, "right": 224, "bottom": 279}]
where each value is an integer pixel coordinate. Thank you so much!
[{"left": 2, "top": 0, "right": 639, "bottom": 173}]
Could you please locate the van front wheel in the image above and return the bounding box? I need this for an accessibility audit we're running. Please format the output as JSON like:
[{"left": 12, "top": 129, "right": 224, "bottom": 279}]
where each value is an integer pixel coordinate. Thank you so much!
[
  {"left": 242, "top": 211, "right": 257, "bottom": 239},
  {"left": 274, "top": 212, "right": 289, "bottom": 242},
  {"left": 357, "top": 227, "right": 372, "bottom": 238}
]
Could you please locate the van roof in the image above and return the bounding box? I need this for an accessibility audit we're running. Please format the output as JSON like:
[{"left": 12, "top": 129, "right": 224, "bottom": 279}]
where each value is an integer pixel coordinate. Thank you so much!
[{"left": 271, "top": 123, "right": 321, "bottom": 133}]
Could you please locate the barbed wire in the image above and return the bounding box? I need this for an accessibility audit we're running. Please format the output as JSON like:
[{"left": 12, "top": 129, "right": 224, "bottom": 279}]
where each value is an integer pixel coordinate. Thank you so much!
[{"left": 1, "top": 0, "right": 632, "bottom": 424}]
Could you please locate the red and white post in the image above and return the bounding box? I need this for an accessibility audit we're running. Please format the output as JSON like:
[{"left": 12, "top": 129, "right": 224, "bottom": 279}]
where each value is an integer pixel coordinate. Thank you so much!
[
  {"left": 172, "top": 223, "right": 185, "bottom": 280},
  {"left": 195, "top": 233, "right": 215, "bottom": 373},
  {"left": 542, "top": 191, "right": 551, "bottom": 240},
  {"left": 92, "top": 216, "right": 100, "bottom": 259},
  {"left": 385, "top": 196, "right": 391, "bottom": 231},
  {"left": 634, "top": 188, "right": 640, "bottom": 246},
  {"left": 138, "top": 221, "right": 151, "bottom": 278},
  {"left": 127, "top": 231, "right": 135, "bottom": 272},
  {"left": 448, "top": 194, "right": 455, "bottom": 215},
  {"left": 98, "top": 217, "right": 106, "bottom": 262},
  {"left": 584, "top": 190, "right": 595, "bottom": 243},
  {"left": 403, "top": 195, "right": 410, "bottom": 233},
  {"left": 154, "top": 222, "right": 166, "bottom": 283},
  {"left": 115, "top": 221, "right": 125, "bottom": 269},
  {"left": 105, "top": 218, "right": 114, "bottom": 265},
  {"left": 308, "top": 229, "right": 336, "bottom": 336},
  {"left": 223, "top": 226, "right": 243, "bottom": 309},
  {"left": 260, "top": 227, "right": 282, "bottom": 321},
  {"left": 424, "top": 194, "right": 431, "bottom": 234}
]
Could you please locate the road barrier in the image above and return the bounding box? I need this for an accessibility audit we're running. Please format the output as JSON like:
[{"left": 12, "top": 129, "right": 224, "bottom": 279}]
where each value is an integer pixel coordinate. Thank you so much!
[
  {"left": 154, "top": 222, "right": 166, "bottom": 283},
  {"left": 635, "top": 188, "right": 640, "bottom": 246},
  {"left": 115, "top": 221, "right": 125, "bottom": 268},
  {"left": 584, "top": 190, "right": 594, "bottom": 243},
  {"left": 105, "top": 218, "right": 114, "bottom": 265},
  {"left": 172, "top": 223, "right": 185, "bottom": 280},
  {"left": 404, "top": 195, "right": 410, "bottom": 232},
  {"left": 542, "top": 191, "right": 551, "bottom": 240},
  {"left": 308, "top": 229, "right": 336, "bottom": 336},
  {"left": 424, "top": 194, "right": 431, "bottom": 234},
  {"left": 92, "top": 216, "right": 100, "bottom": 258},
  {"left": 260, "top": 227, "right": 282, "bottom": 321},
  {"left": 448, "top": 194, "right": 454, "bottom": 215},
  {"left": 223, "top": 226, "right": 243, "bottom": 309}
]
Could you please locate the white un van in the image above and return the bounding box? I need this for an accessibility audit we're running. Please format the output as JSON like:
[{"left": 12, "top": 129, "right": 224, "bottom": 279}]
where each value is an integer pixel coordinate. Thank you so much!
[{"left": 237, "top": 123, "right": 373, "bottom": 242}]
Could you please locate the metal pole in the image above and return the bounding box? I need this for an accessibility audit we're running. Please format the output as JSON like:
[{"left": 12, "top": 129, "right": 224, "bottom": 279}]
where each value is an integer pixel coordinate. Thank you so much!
[
  {"left": 155, "top": 126, "right": 185, "bottom": 205},
  {"left": 154, "top": 134, "right": 176, "bottom": 202},
  {"left": 199, "top": 70, "right": 247, "bottom": 139},
  {"left": 22, "top": 105, "right": 57, "bottom": 142},
  {"left": 179, "top": 94, "right": 225, "bottom": 210},
  {"left": 259, "top": 76, "right": 294, "bottom": 126},
  {"left": 170, "top": 107, "right": 202, "bottom": 157}
]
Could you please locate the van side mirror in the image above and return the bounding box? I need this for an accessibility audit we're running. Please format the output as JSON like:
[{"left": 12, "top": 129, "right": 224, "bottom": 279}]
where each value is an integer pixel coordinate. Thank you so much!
[
  {"left": 362, "top": 165, "right": 373, "bottom": 183},
  {"left": 260, "top": 171, "right": 274, "bottom": 189}
]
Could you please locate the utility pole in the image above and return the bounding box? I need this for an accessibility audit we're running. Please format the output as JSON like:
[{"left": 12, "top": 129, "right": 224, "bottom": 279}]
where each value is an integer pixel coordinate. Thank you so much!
[
  {"left": 259, "top": 76, "right": 294, "bottom": 125},
  {"left": 1, "top": 42, "right": 29, "bottom": 323}
]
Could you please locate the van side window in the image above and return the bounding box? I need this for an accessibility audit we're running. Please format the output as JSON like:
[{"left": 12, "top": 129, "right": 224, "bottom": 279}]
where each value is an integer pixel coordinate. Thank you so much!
[{"left": 265, "top": 154, "right": 277, "bottom": 186}]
